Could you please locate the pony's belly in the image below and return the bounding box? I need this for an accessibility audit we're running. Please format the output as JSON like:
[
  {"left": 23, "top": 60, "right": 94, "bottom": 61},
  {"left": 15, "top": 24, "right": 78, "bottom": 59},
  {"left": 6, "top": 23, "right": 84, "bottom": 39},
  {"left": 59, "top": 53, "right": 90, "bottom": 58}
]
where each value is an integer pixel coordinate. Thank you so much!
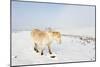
[{"left": 37, "top": 44, "right": 47, "bottom": 52}]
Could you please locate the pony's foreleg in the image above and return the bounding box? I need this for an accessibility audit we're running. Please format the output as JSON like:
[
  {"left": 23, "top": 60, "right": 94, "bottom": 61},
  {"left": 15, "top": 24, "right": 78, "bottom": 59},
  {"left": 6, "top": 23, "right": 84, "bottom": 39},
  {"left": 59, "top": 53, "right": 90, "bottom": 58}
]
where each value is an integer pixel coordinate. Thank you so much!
[
  {"left": 34, "top": 43, "right": 39, "bottom": 53},
  {"left": 37, "top": 46, "right": 44, "bottom": 55},
  {"left": 38, "top": 48, "right": 44, "bottom": 55},
  {"left": 48, "top": 43, "right": 52, "bottom": 54}
]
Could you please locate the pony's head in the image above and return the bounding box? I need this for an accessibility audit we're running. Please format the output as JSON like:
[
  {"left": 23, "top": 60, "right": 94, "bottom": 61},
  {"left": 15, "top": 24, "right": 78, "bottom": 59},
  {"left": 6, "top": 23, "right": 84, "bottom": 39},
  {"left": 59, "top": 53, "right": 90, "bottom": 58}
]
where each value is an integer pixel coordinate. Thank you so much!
[{"left": 52, "top": 32, "right": 61, "bottom": 44}]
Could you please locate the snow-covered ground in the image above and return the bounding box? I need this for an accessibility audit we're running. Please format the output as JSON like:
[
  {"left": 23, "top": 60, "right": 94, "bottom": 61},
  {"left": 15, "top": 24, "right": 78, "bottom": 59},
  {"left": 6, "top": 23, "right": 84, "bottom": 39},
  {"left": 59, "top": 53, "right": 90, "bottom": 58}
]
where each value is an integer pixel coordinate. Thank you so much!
[{"left": 12, "top": 31, "right": 95, "bottom": 66}]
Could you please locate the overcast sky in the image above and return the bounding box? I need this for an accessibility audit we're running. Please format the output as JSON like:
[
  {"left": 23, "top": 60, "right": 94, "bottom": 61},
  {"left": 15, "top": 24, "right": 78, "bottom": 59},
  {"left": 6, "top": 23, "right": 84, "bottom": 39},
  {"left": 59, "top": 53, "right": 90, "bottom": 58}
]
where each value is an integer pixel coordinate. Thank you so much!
[{"left": 12, "top": 1, "right": 95, "bottom": 36}]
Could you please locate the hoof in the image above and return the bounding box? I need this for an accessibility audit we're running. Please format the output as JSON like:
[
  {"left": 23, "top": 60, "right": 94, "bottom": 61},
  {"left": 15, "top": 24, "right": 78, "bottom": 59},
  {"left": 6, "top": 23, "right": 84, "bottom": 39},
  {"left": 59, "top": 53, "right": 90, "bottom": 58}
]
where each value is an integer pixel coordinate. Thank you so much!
[
  {"left": 41, "top": 53, "right": 43, "bottom": 55},
  {"left": 34, "top": 48, "right": 37, "bottom": 51},
  {"left": 36, "top": 50, "right": 39, "bottom": 53},
  {"left": 34, "top": 48, "right": 39, "bottom": 53},
  {"left": 50, "top": 56, "right": 56, "bottom": 58}
]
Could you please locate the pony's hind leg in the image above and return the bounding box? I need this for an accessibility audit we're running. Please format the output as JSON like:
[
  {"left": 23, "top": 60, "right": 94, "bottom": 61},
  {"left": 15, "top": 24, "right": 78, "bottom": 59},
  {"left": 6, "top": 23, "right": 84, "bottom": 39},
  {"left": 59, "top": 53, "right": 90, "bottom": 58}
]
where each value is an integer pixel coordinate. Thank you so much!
[
  {"left": 34, "top": 43, "right": 39, "bottom": 53},
  {"left": 41, "top": 50, "right": 44, "bottom": 55},
  {"left": 48, "top": 43, "right": 52, "bottom": 54}
]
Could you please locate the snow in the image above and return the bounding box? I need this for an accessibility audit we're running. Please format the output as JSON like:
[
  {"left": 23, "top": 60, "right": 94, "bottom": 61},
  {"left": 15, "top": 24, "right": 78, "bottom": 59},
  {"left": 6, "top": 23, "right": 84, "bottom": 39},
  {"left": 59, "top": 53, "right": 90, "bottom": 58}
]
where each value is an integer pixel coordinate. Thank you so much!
[{"left": 12, "top": 31, "right": 95, "bottom": 66}]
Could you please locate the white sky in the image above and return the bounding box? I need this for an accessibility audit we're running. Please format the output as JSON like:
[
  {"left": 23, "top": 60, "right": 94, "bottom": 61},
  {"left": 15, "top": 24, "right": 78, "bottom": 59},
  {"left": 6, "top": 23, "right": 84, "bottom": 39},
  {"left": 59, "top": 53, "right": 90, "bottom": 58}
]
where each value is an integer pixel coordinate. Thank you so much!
[{"left": 12, "top": 1, "right": 95, "bottom": 36}]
